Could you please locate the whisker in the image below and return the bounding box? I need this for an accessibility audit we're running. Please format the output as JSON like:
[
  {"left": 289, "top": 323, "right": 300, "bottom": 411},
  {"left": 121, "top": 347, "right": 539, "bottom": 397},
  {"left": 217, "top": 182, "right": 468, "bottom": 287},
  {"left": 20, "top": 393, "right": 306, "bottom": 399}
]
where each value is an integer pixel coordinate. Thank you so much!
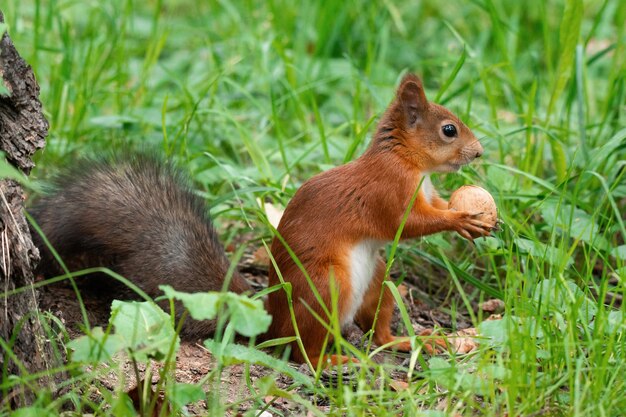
[{"left": 472, "top": 136, "right": 494, "bottom": 147}]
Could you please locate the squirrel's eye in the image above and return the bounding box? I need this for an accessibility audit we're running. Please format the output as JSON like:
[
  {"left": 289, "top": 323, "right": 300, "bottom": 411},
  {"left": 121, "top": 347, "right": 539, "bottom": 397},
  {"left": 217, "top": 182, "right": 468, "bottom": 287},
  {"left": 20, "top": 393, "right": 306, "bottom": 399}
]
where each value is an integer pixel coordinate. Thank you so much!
[{"left": 442, "top": 124, "right": 457, "bottom": 138}]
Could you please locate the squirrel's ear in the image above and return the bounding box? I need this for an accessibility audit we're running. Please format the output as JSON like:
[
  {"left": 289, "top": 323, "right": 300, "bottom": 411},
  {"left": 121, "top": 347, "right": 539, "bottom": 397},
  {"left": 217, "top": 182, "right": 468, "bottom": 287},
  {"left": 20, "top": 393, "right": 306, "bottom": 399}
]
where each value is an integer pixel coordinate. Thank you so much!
[{"left": 397, "top": 74, "right": 428, "bottom": 126}]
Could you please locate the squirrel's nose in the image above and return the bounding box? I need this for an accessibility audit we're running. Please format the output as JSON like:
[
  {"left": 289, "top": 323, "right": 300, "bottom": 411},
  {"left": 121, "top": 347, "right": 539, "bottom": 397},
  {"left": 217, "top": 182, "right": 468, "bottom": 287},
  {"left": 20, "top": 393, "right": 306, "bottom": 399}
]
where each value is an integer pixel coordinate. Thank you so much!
[{"left": 474, "top": 142, "right": 484, "bottom": 158}]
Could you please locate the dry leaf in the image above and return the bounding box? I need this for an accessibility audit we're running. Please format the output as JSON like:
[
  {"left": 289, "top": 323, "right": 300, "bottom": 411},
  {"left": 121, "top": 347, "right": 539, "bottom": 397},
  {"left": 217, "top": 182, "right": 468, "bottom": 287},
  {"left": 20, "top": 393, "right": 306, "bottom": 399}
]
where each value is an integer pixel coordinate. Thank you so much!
[
  {"left": 389, "top": 379, "right": 409, "bottom": 392},
  {"left": 397, "top": 284, "right": 409, "bottom": 297},
  {"left": 435, "top": 397, "right": 449, "bottom": 410},
  {"left": 264, "top": 202, "right": 284, "bottom": 228},
  {"left": 496, "top": 109, "right": 517, "bottom": 123},
  {"left": 448, "top": 327, "right": 479, "bottom": 354},
  {"left": 420, "top": 327, "right": 480, "bottom": 354},
  {"left": 252, "top": 246, "right": 270, "bottom": 266},
  {"left": 586, "top": 38, "right": 612, "bottom": 56},
  {"left": 480, "top": 299, "right": 505, "bottom": 314}
]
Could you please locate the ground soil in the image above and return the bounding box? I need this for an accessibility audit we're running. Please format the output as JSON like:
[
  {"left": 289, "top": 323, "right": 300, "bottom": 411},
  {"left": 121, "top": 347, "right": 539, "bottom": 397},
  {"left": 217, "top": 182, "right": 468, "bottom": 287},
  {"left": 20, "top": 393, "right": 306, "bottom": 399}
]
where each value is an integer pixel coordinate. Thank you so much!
[{"left": 37, "top": 245, "right": 478, "bottom": 415}]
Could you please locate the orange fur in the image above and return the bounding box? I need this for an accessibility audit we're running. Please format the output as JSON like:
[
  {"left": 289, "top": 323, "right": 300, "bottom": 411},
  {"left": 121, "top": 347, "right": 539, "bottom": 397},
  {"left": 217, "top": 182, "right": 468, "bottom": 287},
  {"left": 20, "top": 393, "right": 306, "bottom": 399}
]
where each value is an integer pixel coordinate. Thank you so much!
[{"left": 266, "top": 74, "right": 492, "bottom": 366}]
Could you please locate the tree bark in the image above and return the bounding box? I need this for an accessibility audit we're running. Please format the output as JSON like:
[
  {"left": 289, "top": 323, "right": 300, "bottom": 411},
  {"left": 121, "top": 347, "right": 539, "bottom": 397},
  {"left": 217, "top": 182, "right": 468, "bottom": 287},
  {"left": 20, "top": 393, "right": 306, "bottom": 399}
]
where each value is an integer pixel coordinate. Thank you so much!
[{"left": 0, "top": 10, "right": 54, "bottom": 407}]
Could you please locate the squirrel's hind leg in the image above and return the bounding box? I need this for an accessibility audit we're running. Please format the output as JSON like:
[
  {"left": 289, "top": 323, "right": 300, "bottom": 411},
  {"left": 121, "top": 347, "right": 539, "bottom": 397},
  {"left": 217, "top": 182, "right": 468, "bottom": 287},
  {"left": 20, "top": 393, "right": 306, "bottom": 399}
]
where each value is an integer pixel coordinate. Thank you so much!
[{"left": 354, "top": 259, "right": 412, "bottom": 352}]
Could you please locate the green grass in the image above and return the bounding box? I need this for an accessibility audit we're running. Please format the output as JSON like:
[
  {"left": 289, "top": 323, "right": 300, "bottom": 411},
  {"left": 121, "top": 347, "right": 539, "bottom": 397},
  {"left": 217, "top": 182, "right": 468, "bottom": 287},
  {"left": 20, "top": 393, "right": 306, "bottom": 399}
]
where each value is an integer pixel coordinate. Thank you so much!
[{"left": 2, "top": 0, "right": 626, "bottom": 415}]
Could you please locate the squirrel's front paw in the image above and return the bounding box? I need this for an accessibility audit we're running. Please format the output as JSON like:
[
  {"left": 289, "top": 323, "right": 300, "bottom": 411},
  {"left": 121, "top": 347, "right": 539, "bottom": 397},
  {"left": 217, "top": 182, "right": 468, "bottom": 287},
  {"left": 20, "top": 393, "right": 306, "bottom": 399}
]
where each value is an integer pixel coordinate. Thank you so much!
[{"left": 452, "top": 211, "right": 494, "bottom": 240}]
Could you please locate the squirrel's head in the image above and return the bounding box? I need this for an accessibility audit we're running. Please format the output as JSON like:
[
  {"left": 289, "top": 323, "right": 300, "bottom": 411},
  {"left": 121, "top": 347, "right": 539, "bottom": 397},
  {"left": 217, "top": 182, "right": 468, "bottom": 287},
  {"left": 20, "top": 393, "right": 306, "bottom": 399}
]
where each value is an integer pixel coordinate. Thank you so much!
[{"left": 372, "top": 73, "right": 483, "bottom": 173}]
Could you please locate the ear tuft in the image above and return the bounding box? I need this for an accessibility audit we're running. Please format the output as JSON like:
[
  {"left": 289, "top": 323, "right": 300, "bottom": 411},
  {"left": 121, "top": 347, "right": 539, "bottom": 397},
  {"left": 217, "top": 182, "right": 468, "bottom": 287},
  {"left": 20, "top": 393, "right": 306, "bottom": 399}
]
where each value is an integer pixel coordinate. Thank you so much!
[
  {"left": 400, "top": 73, "right": 422, "bottom": 86},
  {"left": 396, "top": 74, "right": 428, "bottom": 126}
]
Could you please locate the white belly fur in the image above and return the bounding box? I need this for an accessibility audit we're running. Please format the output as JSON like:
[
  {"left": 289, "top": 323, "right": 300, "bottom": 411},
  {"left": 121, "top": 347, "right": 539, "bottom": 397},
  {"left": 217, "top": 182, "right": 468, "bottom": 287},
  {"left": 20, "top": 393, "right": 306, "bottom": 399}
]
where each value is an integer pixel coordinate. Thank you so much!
[
  {"left": 344, "top": 240, "right": 383, "bottom": 326},
  {"left": 421, "top": 174, "right": 433, "bottom": 204}
]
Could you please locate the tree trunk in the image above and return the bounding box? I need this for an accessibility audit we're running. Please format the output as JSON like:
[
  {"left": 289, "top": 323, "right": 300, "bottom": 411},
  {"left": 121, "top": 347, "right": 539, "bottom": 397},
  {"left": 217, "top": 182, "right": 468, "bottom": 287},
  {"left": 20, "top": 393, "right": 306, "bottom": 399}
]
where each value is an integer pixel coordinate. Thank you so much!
[{"left": 0, "top": 10, "right": 54, "bottom": 407}]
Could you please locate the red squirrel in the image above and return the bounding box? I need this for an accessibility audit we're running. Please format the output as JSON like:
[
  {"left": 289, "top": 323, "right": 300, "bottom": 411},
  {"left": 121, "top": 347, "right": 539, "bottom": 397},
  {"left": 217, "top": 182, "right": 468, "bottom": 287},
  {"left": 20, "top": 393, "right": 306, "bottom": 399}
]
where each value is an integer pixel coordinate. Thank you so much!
[
  {"left": 265, "top": 73, "right": 491, "bottom": 366},
  {"left": 31, "top": 74, "right": 490, "bottom": 366}
]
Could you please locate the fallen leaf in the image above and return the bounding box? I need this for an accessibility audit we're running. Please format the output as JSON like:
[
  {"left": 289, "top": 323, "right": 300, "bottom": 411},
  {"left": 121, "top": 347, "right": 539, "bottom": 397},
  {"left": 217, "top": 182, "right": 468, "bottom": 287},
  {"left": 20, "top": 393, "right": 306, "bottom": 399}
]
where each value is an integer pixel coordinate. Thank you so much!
[
  {"left": 397, "top": 284, "right": 409, "bottom": 297},
  {"left": 480, "top": 299, "right": 505, "bottom": 314},
  {"left": 252, "top": 246, "right": 270, "bottom": 266},
  {"left": 496, "top": 109, "right": 517, "bottom": 123},
  {"left": 389, "top": 379, "right": 409, "bottom": 392},
  {"left": 420, "top": 328, "right": 479, "bottom": 354},
  {"left": 264, "top": 202, "right": 284, "bottom": 228},
  {"left": 448, "top": 327, "right": 478, "bottom": 354},
  {"left": 435, "top": 397, "right": 449, "bottom": 410},
  {"left": 586, "top": 38, "right": 612, "bottom": 56}
]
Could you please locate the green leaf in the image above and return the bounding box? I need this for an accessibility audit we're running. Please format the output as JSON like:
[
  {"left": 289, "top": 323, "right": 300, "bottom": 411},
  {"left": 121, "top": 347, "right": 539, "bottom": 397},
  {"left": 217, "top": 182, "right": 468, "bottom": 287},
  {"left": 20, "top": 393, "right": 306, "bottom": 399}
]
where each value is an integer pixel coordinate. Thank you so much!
[
  {"left": 204, "top": 340, "right": 312, "bottom": 387},
  {"left": 422, "top": 233, "right": 453, "bottom": 252},
  {"left": 585, "top": 128, "right": 626, "bottom": 167},
  {"left": 225, "top": 293, "right": 272, "bottom": 337},
  {"left": 0, "top": 155, "right": 40, "bottom": 191},
  {"left": 612, "top": 245, "right": 626, "bottom": 260},
  {"left": 160, "top": 285, "right": 271, "bottom": 337},
  {"left": 0, "top": 75, "right": 9, "bottom": 95},
  {"left": 478, "top": 316, "right": 511, "bottom": 347},
  {"left": 110, "top": 300, "right": 179, "bottom": 361},
  {"left": 515, "top": 238, "right": 573, "bottom": 267},
  {"left": 614, "top": 184, "right": 626, "bottom": 199},
  {"left": 455, "top": 371, "right": 496, "bottom": 397},
  {"left": 89, "top": 114, "right": 139, "bottom": 128},
  {"left": 548, "top": 138, "right": 568, "bottom": 183},
  {"left": 411, "top": 248, "right": 502, "bottom": 298},
  {"left": 428, "top": 357, "right": 508, "bottom": 397},
  {"left": 255, "top": 336, "right": 298, "bottom": 350},
  {"left": 255, "top": 374, "right": 298, "bottom": 400},
  {"left": 427, "top": 357, "right": 457, "bottom": 389},
  {"left": 428, "top": 356, "right": 453, "bottom": 372},
  {"left": 546, "top": 0, "right": 583, "bottom": 118},
  {"left": 68, "top": 327, "right": 125, "bottom": 363},
  {"left": 160, "top": 285, "right": 220, "bottom": 320},
  {"left": 485, "top": 165, "right": 519, "bottom": 193},
  {"left": 110, "top": 393, "right": 137, "bottom": 417},
  {"left": 167, "top": 383, "right": 205, "bottom": 410},
  {"left": 479, "top": 314, "right": 547, "bottom": 350},
  {"left": 0, "top": 23, "right": 8, "bottom": 96},
  {"left": 606, "top": 311, "right": 625, "bottom": 335},
  {"left": 532, "top": 279, "right": 597, "bottom": 324},
  {"left": 10, "top": 407, "right": 54, "bottom": 417},
  {"left": 541, "top": 201, "right": 608, "bottom": 250},
  {"left": 434, "top": 45, "right": 467, "bottom": 102},
  {"left": 544, "top": 0, "right": 583, "bottom": 182}
]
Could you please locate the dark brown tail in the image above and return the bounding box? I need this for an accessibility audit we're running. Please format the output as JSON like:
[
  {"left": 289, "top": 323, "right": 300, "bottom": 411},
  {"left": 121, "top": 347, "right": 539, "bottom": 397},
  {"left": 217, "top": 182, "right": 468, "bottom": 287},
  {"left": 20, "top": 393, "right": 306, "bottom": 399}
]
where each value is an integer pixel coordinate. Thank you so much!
[{"left": 30, "top": 153, "right": 251, "bottom": 340}]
